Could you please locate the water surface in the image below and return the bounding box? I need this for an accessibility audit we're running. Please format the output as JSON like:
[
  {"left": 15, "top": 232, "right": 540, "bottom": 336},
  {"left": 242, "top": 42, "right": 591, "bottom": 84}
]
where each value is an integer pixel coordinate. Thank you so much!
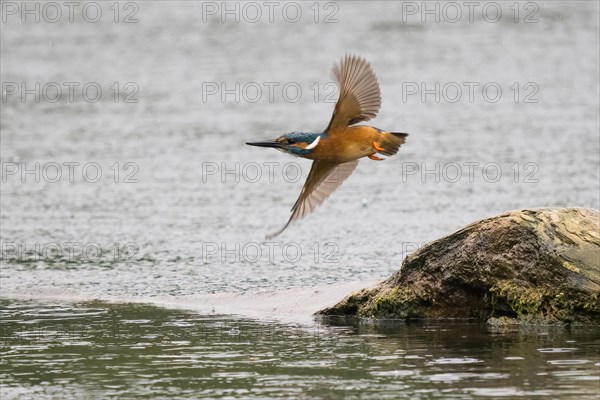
[{"left": 1, "top": 300, "right": 599, "bottom": 399}]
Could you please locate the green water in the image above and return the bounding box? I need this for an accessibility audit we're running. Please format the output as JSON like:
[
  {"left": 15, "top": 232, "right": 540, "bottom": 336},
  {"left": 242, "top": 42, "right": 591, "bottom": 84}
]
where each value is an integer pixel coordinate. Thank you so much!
[{"left": 1, "top": 300, "right": 599, "bottom": 399}]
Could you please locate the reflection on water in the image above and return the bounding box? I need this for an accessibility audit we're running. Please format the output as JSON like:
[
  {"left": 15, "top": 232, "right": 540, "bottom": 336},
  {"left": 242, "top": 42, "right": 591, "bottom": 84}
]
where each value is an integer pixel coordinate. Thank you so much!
[{"left": 1, "top": 300, "right": 599, "bottom": 399}]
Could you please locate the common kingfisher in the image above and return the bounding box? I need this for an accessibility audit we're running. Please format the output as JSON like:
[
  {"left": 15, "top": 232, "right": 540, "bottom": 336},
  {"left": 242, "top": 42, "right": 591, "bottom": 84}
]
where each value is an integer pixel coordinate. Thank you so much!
[{"left": 246, "top": 54, "right": 408, "bottom": 237}]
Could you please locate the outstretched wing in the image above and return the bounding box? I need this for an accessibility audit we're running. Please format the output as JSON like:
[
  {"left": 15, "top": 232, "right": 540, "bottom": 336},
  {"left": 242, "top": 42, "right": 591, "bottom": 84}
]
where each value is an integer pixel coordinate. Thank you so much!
[
  {"left": 325, "top": 54, "right": 382, "bottom": 134},
  {"left": 268, "top": 160, "right": 359, "bottom": 238}
]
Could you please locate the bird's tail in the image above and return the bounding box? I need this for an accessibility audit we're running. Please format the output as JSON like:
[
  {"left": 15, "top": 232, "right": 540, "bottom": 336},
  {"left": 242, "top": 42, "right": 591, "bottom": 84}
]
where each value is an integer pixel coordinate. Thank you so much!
[{"left": 376, "top": 131, "right": 409, "bottom": 156}]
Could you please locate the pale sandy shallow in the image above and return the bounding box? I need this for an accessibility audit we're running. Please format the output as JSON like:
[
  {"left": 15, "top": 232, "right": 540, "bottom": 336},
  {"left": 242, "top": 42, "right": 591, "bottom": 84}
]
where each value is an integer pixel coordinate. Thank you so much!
[{"left": 0, "top": 280, "right": 379, "bottom": 325}]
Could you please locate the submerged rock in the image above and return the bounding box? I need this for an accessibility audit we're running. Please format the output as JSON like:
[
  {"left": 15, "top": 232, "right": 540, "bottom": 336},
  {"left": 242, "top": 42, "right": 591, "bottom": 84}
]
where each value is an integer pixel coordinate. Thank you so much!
[{"left": 319, "top": 208, "right": 600, "bottom": 325}]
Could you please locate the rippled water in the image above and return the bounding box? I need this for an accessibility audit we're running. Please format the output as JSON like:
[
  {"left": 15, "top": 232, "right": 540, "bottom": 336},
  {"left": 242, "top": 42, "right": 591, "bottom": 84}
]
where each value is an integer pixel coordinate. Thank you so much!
[
  {"left": 1, "top": 1, "right": 599, "bottom": 398},
  {"left": 2, "top": 300, "right": 600, "bottom": 399}
]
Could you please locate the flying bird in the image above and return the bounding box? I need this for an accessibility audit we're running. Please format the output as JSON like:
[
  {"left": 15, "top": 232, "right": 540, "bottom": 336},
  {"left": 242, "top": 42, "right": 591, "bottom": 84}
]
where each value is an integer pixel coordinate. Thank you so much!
[{"left": 246, "top": 54, "right": 408, "bottom": 237}]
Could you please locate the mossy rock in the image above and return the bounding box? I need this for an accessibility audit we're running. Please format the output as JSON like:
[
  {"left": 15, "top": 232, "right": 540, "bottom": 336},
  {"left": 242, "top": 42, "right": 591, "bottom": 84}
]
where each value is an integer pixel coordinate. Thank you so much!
[{"left": 319, "top": 208, "right": 600, "bottom": 325}]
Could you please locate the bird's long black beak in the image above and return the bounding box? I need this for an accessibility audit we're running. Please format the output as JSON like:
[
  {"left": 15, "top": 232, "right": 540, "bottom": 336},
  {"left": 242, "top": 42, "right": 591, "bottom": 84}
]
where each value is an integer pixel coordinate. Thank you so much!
[{"left": 245, "top": 139, "right": 281, "bottom": 148}]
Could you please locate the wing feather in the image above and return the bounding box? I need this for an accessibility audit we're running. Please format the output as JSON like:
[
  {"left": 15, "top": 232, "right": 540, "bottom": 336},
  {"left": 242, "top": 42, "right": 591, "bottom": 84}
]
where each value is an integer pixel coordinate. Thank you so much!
[
  {"left": 267, "top": 160, "right": 359, "bottom": 238},
  {"left": 325, "top": 54, "right": 382, "bottom": 133}
]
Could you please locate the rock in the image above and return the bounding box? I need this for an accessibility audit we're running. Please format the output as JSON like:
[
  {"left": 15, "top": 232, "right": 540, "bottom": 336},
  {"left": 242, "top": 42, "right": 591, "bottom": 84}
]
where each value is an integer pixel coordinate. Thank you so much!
[{"left": 319, "top": 208, "right": 600, "bottom": 325}]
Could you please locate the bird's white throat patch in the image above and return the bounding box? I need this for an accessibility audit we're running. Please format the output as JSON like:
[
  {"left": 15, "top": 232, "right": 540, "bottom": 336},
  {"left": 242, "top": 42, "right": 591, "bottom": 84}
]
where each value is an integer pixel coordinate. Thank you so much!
[{"left": 306, "top": 136, "right": 321, "bottom": 150}]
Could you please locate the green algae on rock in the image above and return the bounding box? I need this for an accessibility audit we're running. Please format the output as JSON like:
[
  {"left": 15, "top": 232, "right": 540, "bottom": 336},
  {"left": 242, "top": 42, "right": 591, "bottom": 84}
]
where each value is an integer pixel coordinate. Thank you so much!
[{"left": 319, "top": 208, "right": 600, "bottom": 325}]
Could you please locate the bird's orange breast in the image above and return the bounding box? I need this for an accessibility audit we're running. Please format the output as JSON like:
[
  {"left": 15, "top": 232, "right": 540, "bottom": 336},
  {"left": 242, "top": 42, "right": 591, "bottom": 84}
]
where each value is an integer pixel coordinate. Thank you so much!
[{"left": 306, "top": 126, "right": 382, "bottom": 163}]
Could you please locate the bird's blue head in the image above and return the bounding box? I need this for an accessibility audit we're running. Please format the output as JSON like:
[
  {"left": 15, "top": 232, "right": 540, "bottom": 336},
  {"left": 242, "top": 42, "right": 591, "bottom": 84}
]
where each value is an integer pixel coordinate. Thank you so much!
[{"left": 246, "top": 131, "right": 327, "bottom": 156}]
